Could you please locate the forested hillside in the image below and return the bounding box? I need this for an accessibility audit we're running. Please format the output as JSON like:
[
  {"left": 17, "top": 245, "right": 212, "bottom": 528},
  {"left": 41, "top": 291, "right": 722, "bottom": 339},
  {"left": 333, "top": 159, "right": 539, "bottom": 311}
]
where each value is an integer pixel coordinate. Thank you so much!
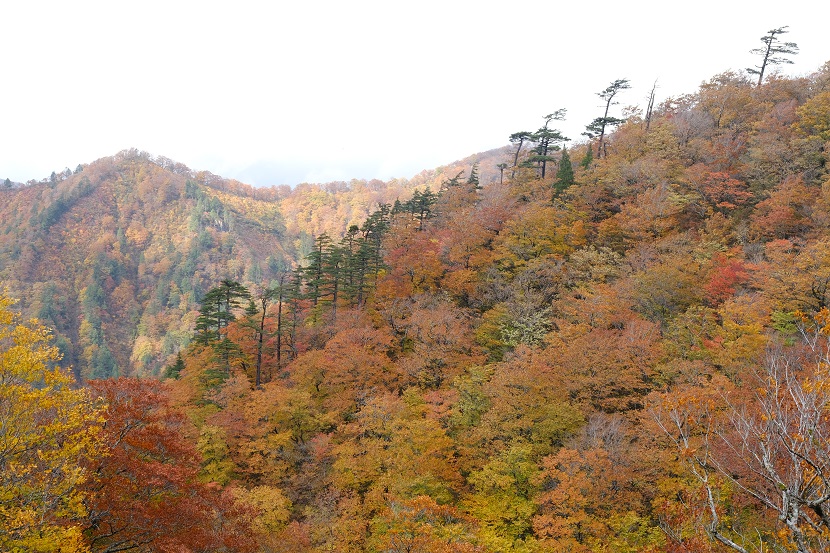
[
  {"left": 0, "top": 147, "right": 504, "bottom": 379},
  {"left": 3, "top": 61, "right": 830, "bottom": 552}
]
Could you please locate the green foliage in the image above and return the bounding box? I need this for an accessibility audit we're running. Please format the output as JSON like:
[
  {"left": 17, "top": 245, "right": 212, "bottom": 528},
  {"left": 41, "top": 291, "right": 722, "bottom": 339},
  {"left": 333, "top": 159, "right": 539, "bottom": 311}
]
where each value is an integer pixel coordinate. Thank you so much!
[
  {"left": 37, "top": 176, "right": 94, "bottom": 231},
  {"left": 164, "top": 351, "right": 186, "bottom": 379},
  {"left": 583, "top": 79, "right": 630, "bottom": 159},
  {"left": 466, "top": 162, "right": 480, "bottom": 188},
  {"left": 395, "top": 189, "right": 439, "bottom": 230},
  {"left": 500, "top": 307, "right": 552, "bottom": 347},
  {"left": 580, "top": 145, "right": 593, "bottom": 168},
  {"left": 553, "top": 147, "right": 575, "bottom": 195},
  {"left": 195, "top": 280, "right": 251, "bottom": 345},
  {"left": 450, "top": 366, "right": 493, "bottom": 429},
  {"left": 297, "top": 203, "right": 391, "bottom": 314}
]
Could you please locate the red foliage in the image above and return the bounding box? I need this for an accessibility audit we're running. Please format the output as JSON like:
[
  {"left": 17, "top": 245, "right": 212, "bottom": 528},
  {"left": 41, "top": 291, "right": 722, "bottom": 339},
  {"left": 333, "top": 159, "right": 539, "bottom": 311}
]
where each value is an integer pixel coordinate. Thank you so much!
[
  {"left": 701, "top": 171, "right": 753, "bottom": 211},
  {"left": 83, "top": 378, "right": 256, "bottom": 552},
  {"left": 704, "top": 254, "right": 751, "bottom": 306}
]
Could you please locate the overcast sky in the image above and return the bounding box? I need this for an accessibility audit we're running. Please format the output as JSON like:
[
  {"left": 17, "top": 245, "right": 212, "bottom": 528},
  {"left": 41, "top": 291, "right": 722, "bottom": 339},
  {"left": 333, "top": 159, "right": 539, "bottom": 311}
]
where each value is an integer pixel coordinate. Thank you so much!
[{"left": 1, "top": 1, "right": 828, "bottom": 186}]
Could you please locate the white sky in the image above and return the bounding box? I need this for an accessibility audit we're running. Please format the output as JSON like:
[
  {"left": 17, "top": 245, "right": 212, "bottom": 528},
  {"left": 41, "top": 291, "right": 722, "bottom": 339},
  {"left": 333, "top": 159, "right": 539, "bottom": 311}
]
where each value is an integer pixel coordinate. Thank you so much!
[{"left": 1, "top": 1, "right": 828, "bottom": 186}]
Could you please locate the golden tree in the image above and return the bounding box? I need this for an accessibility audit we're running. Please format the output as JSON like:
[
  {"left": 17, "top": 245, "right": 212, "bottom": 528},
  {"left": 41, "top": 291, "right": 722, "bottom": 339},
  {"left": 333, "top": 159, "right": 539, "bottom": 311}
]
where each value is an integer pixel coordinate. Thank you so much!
[{"left": 0, "top": 293, "right": 103, "bottom": 552}]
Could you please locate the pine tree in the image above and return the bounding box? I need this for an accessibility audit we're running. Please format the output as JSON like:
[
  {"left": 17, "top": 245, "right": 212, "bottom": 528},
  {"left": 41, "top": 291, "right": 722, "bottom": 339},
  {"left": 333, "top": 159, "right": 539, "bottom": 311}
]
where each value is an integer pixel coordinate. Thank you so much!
[
  {"left": 529, "top": 111, "right": 569, "bottom": 179},
  {"left": 553, "top": 147, "right": 575, "bottom": 196},
  {"left": 163, "top": 352, "right": 186, "bottom": 379},
  {"left": 466, "top": 162, "right": 480, "bottom": 189},
  {"left": 302, "top": 234, "right": 333, "bottom": 306},
  {"left": 582, "top": 79, "right": 630, "bottom": 158},
  {"left": 509, "top": 131, "right": 533, "bottom": 179},
  {"left": 747, "top": 26, "right": 799, "bottom": 86},
  {"left": 397, "top": 190, "right": 438, "bottom": 231},
  {"left": 442, "top": 171, "right": 465, "bottom": 189},
  {"left": 270, "top": 271, "right": 292, "bottom": 378},
  {"left": 340, "top": 225, "right": 361, "bottom": 305},
  {"left": 241, "top": 289, "right": 274, "bottom": 387},
  {"left": 194, "top": 280, "right": 251, "bottom": 372},
  {"left": 497, "top": 163, "right": 507, "bottom": 185},
  {"left": 357, "top": 203, "right": 391, "bottom": 301},
  {"left": 580, "top": 146, "right": 594, "bottom": 168},
  {"left": 285, "top": 268, "right": 305, "bottom": 361},
  {"left": 321, "top": 241, "right": 345, "bottom": 321}
]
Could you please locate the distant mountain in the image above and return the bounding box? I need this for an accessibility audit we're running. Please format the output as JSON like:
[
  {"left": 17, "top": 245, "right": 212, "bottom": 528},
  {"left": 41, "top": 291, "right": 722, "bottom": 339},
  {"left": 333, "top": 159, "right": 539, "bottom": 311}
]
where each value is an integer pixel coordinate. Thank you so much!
[{"left": 0, "top": 146, "right": 511, "bottom": 378}]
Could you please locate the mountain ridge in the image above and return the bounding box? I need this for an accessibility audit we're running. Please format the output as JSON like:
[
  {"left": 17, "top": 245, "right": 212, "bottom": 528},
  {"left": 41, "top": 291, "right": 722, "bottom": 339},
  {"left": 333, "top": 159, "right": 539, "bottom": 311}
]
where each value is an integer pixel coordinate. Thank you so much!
[{"left": 0, "top": 145, "right": 510, "bottom": 378}]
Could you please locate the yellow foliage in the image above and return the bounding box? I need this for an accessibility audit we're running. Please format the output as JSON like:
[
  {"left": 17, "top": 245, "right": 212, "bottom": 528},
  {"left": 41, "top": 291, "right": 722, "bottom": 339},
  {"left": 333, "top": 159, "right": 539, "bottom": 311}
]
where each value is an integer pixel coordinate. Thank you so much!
[
  {"left": 493, "top": 205, "right": 585, "bottom": 271},
  {"left": 0, "top": 293, "right": 104, "bottom": 552},
  {"left": 793, "top": 91, "right": 830, "bottom": 141},
  {"left": 709, "top": 295, "right": 769, "bottom": 375},
  {"left": 233, "top": 485, "right": 292, "bottom": 535},
  {"left": 129, "top": 334, "right": 156, "bottom": 365}
]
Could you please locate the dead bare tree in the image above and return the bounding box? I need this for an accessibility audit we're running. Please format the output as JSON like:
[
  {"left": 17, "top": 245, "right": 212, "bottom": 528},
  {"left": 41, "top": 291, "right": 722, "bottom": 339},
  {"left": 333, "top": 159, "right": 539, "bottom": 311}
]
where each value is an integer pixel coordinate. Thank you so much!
[{"left": 654, "top": 322, "right": 830, "bottom": 553}]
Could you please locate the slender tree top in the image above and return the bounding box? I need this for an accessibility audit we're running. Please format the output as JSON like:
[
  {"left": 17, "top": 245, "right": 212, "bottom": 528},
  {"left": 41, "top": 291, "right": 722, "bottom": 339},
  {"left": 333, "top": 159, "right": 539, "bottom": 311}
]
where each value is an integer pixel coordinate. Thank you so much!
[
  {"left": 582, "top": 79, "right": 631, "bottom": 158},
  {"left": 543, "top": 109, "right": 567, "bottom": 126},
  {"left": 747, "top": 26, "right": 798, "bottom": 86},
  {"left": 466, "top": 162, "right": 480, "bottom": 188},
  {"left": 598, "top": 79, "right": 631, "bottom": 101},
  {"left": 509, "top": 131, "right": 533, "bottom": 144}
]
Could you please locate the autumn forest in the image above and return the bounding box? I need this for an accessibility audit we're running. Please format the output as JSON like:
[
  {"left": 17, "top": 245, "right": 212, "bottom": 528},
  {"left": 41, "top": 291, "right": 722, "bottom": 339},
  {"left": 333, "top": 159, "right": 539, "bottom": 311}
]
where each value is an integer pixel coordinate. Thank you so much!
[{"left": 3, "top": 51, "right": 830, "bottom": 552}]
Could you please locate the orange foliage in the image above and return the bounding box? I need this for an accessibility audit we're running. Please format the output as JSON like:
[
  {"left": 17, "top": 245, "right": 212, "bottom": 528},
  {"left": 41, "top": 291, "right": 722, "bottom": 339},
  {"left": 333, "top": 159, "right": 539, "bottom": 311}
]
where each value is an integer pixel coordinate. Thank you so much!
[
  {"left": 704, "top": 253, "right": 751, "bottom": 306},
  {"left": 533, "top": 448, "right": 614, "bottom": 551},
  {"left": 557, "top": 318, "right": 662, "bottom": 413},
  {"left": 750, "top": 175, "right": 818, "bottom": 239},
  {"left": 9, "top": 65, "right": 830, "bottom": 553},
  {"left": 84, "top": 378, "right": 256, "bottom": 552},
  {"left": 290, "top": 320, "right": 399, "bottom": 414}
]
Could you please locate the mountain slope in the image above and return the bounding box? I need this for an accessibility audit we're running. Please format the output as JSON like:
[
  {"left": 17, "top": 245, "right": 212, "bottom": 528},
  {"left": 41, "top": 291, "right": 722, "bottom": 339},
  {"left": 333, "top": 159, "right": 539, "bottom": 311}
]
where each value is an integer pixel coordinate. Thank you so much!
[
  {"left": 0, "top": 146, "right": 501, "bottom": 378},
  {"left": 1, "top": 151, "right": 293, "bottom": 377}
]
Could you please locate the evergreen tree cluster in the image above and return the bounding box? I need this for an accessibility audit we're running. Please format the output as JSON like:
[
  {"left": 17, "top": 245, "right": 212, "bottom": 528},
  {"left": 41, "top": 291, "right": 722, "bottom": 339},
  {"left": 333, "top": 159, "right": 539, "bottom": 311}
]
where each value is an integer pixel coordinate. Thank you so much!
[
  {"left": 300, "top": 203, "right": 392, "bottom": 313},
  {"left": 189, "top": 203, "right": 395, "bottom": 384},
  {"left": 393, "top": 189, "right": 438, "bottom": 230}
]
